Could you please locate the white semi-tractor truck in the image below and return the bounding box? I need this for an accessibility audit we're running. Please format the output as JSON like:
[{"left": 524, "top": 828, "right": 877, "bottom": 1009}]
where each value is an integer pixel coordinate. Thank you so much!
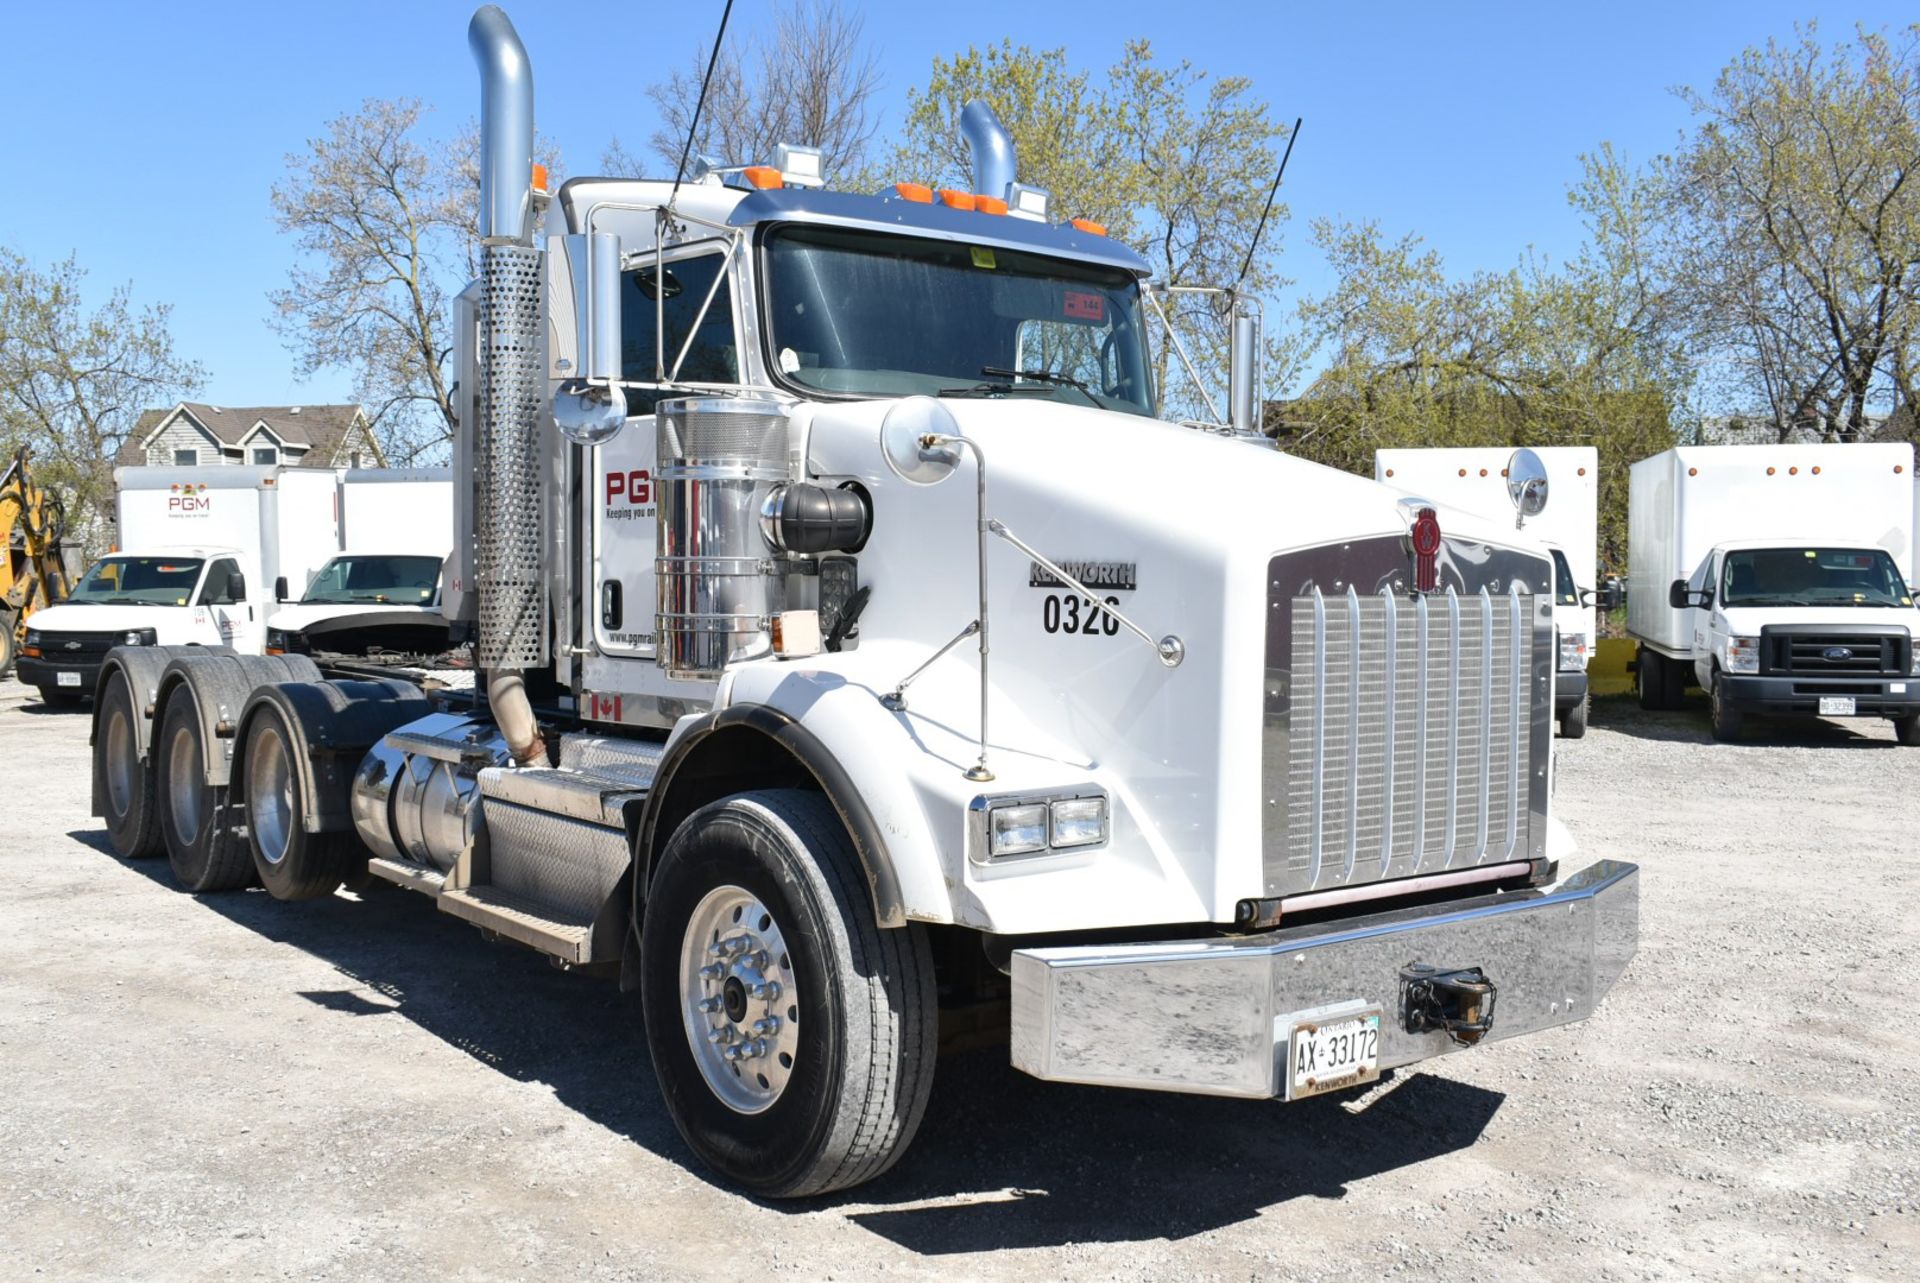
[
  {"left": 1627, "top": 444, "right": 1919, "bottom": 743},
  {"left": 86, "top": 7, "right": 1638, "bottom": 1197}
]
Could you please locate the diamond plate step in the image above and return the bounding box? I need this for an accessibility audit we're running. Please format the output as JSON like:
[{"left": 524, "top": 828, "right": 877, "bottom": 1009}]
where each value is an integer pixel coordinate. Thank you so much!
[
  {"left": 439, "top": 886, "right": 593, "bottom": 963},
  {"left": 478, "top": 766, "right": 645, "bottom": 828},
  {"left": 366, "top": 856, "right": 446, "bottom": 895},
  {"left": 558, "top": 732, "right": 666, "bottom": 788}
]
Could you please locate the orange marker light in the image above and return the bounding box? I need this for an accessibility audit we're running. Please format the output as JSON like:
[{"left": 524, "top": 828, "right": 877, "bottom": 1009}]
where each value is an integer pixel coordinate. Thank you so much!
[
  {"left": 893, "top": 182, "right": 933, "bottom": 203},
  {"left": 1479, "top": 468, "right": 1489, "bottom": 477},
  {"left": 1688, "top": 467, "right": 1698, "bottom": 476},
  {"left": 938, "top": 188, "right": 976, "bottom": 210},
  {"left": 742, "top": 166, "right": 784, "bottom": 190},
  {"left": 1500, "top": 468, "right": 1509, "bottom": 477},
  {"left": 974, "top": 195, "right": 1008, "bottom": 215},
  {"left": 1811, "top": 465, "right": 1821, "bottom": 475},
  {"left": 1384, "top": 468, "right": 1395, "bottom": 478},
  {"left": 530, "top": 162, "right": 549, "bottom": 194},
  {"left": 1767, "top": 467, "right": 1775, "bottom": 476},
  {"left": 1070, "top": 217, "right": 1108, "bottom": 236},
  {"left": 1458, "top": 468, "right": 1468, "bottom": 477},
  {"left": 1577, "top": 467, "right": 1587, "bottom": 476}
]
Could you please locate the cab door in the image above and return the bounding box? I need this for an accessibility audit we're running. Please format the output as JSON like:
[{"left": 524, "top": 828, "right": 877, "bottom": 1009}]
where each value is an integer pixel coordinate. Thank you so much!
[
  {"left": 198, "top": 556, "right": 259, "bottom": 651},
  {"left": 590, "top": 245, "right": 741, "bottom": 659}
]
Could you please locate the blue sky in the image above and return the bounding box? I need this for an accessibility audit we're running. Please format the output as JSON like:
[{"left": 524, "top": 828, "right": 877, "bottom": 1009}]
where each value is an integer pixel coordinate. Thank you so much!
[{"left": 2, "top": 2, "right": 1910, "bottom": 408}]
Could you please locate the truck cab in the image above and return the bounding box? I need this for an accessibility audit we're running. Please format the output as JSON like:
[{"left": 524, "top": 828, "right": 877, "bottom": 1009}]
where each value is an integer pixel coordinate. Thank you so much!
[
  {"left": 265, "top": 551, "right": 452, "bottom": 658},
  {"left": 1672, "top": 539, "right": 1920, "bottom": 741},
  {"left": 20, "top": 546, "right": 258, "bottom": 702}
]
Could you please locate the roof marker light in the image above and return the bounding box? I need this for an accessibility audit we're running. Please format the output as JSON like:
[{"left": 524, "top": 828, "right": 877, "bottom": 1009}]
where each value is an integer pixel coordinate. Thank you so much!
[
  {"left": 894, "top": 182, "right": 933, "bottom": 203},
  {"left": 939, "top": 189, "right": 977, "bottom": 210},
  {"left": 1070, "top": 217, "right": 1107, "bottom": 236},
  {"left": 741, "top": 165, "right": 784, "bottom": 190},
  {"left": 974, "top": 195, "right": 1008, "bottom": 215},
  {"left": 530, "top": 162, "right": 549, "bottom": 194}
]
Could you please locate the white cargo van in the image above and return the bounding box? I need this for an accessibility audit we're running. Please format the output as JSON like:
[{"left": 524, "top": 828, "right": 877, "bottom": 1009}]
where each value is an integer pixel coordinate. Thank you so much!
[
  {"left": 1627, "top": 443, "right": 1919, "bottom": 743},
  {"left": 264, "top": 469, "right": 455, "bottom": 659},
  {"left": 17, "top": 468, "right": 338, "bottom": 703},
  {"left": 1376, "top": 446, "right": 1612, "bottom": 736}
]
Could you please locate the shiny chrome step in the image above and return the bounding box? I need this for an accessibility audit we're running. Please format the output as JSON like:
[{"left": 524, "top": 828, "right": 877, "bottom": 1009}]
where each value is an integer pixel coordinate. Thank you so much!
[
  {"left": 438, "top": 885, "right": 593, "bottom": 963},
  {"left": 365, "top": 856, "right": 446, "bottom": 895}
]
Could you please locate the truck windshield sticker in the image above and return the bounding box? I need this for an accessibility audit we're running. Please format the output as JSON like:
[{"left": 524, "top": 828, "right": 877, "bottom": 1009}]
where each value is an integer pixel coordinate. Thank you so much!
[
  {"left": 1063, "top": 290, "right": 1106, "bottom": 323},
  {"left": 970, "top": 246, "right": 997, "bottom": 270}
]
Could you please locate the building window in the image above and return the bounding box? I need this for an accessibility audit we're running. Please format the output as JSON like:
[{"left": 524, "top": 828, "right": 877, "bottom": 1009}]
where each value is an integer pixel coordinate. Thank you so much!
[
  {"left": 252, "top": 447, "right": 278, "bottom": 465},
  {"left": 349, "top": 451, "right": 365, "bottom": 469},
  {"left": 173, "top": 448, "right": 198, "bottom": 466}
]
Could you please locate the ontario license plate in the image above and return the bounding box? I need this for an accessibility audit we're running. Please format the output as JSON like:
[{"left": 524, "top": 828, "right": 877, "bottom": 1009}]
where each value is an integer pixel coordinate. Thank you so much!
[
  {"left": 1819, "top": 696, "right": 1856, "bottom": 716},
  {"left": 56, "top": 671, "right": 82, "bottom": 688},
  {"left": 1286, "top": 1005, "right": 1383, "bottom": 1100}
]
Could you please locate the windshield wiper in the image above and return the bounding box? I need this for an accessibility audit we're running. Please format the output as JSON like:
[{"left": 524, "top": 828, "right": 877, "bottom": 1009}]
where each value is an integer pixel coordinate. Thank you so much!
[
  {"left": 981, "top": 365, "right": 1103, "bottom": 409},
  {"left": 937, "top": 381, "right": 1054, "bottom": 400},
  {"left": 97, "top": 596, "right": 163, "bottom": 606}
]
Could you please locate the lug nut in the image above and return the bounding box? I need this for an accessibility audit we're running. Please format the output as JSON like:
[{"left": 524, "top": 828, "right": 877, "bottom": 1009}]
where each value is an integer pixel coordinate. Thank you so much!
[
  {"left": 749, "top": 981, "right": 781, "bottom": 1002},
  {"left": 698, "top": 997, "right": 723, "bottom": 1013},
  {"left": 698, "top": 963, "right": 723, "bottom": 980},
  {"left": 752, "top": 1016, "right": 780, "bottom": 1036}
]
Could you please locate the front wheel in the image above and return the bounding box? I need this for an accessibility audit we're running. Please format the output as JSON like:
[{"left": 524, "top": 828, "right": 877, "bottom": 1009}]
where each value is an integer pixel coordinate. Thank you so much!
[
  {"left": 1893, "top": 713, "right": 1920, "bottom": 746},
  {"left": 1559, "top": 694, "right": 1589, "bottom": 739},
  {"left": 1636, "top": 648, "right": 1666, "bottom": 711},
  {"left": 1709, "top": 673, "right": 1744, "bottom": 743},
  {"left": 640, "top": 790, "right": 937, "bottom": 1198}
]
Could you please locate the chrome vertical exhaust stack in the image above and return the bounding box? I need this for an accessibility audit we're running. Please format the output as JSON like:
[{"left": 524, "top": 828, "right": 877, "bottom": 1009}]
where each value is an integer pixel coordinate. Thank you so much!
[
  {"left": 960, "top": 100, "right": 1017, "bottom": 202},
  {"left": 469, "top": 5, "right": 535, "bottom": 246}
]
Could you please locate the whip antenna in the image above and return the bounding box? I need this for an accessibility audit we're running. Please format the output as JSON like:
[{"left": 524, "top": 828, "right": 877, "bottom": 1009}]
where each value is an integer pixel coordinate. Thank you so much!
[
  {"left": 668, "top": 0, "right": 737, "bottom": 208},
  {"left": 1236, "top": 116, "right": 1302, "bottom": 289}
]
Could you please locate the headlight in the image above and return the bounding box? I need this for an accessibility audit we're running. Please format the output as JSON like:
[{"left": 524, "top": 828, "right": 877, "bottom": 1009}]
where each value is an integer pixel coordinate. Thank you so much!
[
  {"left": 976, "top": 791, "right": 1111, "bottom": 861},
  {"left": 987, "top": 804, "right": 1049, "bottom": 856},
  {"left": 120, "top": 628, "right": 157, "bottom": 647},
  {"left": 1726, "top": 636, "right": 1760, "bottom": 673},
  {"left": 265, "top": 629, "right": 292, "bottom": 655},
  {"left": 24, "top": 629, "right": 42, "bottom": 648},
  {"left": 1557, "top": 633, "right": 1588, "bottom": 671},
  {"left": 21, "top": 629, "right": 42, "bottom": 659},
  {"left": 1910, "top": 633, "right": 1919, "bottom": 674}
]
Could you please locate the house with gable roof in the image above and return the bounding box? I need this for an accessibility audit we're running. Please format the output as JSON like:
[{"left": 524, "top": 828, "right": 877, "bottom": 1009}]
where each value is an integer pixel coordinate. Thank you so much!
[{"left": 120, "top": 403, "right": 382, "bottom": 469}]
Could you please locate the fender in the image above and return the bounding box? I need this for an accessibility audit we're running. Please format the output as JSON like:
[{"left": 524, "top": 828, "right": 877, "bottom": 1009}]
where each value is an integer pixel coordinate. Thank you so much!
[
  {"left": 230, "top": 679, "right": 430, "bottom": 834},
  {"left": 635, "top": 699, "right": 928, "bottom": 929},
  {"left": 89, "top": 644, "right": 238, "bottom": 817},
  {"left": 153, "top": 653, "right": 322, "bottom": 788}
]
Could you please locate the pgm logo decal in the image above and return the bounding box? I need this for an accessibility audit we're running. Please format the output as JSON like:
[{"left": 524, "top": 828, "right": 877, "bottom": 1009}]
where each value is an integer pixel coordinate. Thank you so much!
[
  {"left": 168, "top": 482, "right": 212, "bottom": 515},
  {"left": 604, "top": 469, "right": 654, "bottom": 522}
]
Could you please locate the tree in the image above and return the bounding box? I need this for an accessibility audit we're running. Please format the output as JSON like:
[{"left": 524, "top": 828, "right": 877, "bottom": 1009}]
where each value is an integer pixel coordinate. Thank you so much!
[
  {"left": 0, "top": 248, "right": 204, "bottom": 557},
  {"left": 616, "top": 1, "right": 881, "bottom": 185},
  {"left": 892, "top": 41, "right": 1292, "bottom": 419},
  {"left": 1664, "top": 24, "right": 1920, "bottom": 441},
  {"left": 270, "top": 98, "right": 561, "bottom": 464}
]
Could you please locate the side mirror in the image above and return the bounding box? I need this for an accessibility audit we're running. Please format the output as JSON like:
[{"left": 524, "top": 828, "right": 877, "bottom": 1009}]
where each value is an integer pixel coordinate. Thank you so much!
[
  {"left": 1505, "top": 448, "right": 1550, "bottom": 525},
  {"left": 552, "top": 230, "right": 628, "bottom": 446},
  {"left": 1597, "top": 578, "right": 1625, "bottom": 612},
  {"left": 1228, "top": 295, "right": 1263, "bottom": 435},
  {"left": 227, "top": 571, "right": 248, "bottom": 603},
  {"left": 274, "top": 575, "right": 290, "bottom": 602},
  {"left": 1668, "top": 579, "right": 1692, "bottom": 609}
]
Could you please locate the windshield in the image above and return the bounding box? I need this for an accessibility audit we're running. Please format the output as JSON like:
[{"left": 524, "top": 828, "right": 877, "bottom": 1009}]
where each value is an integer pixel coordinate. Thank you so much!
[
  {"left": 1720, "top": 547, "right": 1913, "bottom": 608},
  {"left": 300, "top": 554, "right": 442, "bottom": 605},
  {"left": 761, "top": 225, "right": 1155, "bottom": 414},
  {"left": 1550, "top": 549, "right": 1581, "bottom": 607},
  {"left": 69, "top": 556, "right": 204, "bottom": 606}
]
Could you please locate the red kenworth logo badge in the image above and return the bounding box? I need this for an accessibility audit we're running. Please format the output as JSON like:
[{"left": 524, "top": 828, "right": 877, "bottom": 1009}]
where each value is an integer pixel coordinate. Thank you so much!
[{"left": 1411, "top": 507, "right": 1441, "bottom": 593}]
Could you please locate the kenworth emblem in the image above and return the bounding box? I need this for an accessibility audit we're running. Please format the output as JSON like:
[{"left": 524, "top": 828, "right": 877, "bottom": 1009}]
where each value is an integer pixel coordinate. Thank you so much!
[
  {"left": 1822, "top": 646, "right": 1855, "bottom": 662},
  {"left": 1028, "top": 561, "right": 1137, "bottom": 591},
  {"left": 1410, "top": 507, "right": 1442, "bottom": 593}
]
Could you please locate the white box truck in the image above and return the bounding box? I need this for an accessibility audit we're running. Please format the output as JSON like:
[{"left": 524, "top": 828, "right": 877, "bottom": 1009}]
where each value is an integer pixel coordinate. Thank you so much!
[
  {"left": 1627, "top": 443, "right": 1919, "bottom": 742},
  {"left": 18, "top": 467, "right": 339, "bottom": 703},
  {"left": 264, "top": 469, "right": 456, "bottom": 659},
  {"left": 1376, "top": 446, "right": 1612, "bottom": 736}
]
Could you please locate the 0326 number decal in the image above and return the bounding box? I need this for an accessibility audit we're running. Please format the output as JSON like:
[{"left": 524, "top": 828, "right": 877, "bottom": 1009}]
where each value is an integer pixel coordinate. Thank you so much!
[{"left": 1041, "top": 593, "right": 1121, "bottom": 637}]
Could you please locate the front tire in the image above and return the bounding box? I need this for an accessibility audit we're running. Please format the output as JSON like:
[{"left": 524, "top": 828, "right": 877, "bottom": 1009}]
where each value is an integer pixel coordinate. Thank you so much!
[
  {"left": 1710, "top": 672, "right": 1744, "bottom": 743},
  {"left": 156, "top": 691, "right": 253, "bottom": 893},
  {"left": 243, "top": 706, "right": 359, "bottom": 900},
  {"left": 1559, "top": 693, "right": 1589, "bottom": 739},
  {"left": 95, "top": 668, "right": 162, "bottom": 858},
  {"left": 1636, "top": 648, "right": 1666, "bottom": 710},
  {"left": 1892, "top": 713, "right": 1920, "bottom": 746},
  {"left": 640, "top": 790, "right": 937, "bottom": 1198}
]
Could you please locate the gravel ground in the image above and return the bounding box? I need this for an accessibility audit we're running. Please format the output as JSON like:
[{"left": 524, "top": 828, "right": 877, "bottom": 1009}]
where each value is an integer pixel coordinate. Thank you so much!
[{"left": 0, "top": 675, "right": 1916, "bottom": 1282}]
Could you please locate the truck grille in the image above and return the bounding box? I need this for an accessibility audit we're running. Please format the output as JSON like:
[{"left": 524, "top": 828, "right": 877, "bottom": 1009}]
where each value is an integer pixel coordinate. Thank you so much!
[
  {"left": 1262, "top": 538, "right": 1554, "bottom": 898},
  {"left": 32, "top": 630, "right": 125, "bottom": 659},
  {"left": 1762, "top": 631, "right": 1906, "bottom": 676}
]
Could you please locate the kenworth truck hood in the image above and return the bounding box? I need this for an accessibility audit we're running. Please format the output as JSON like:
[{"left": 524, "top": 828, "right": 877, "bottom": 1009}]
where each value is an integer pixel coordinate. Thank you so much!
[{"left": 729, "top": 397, "right": 1563, "bottom": 934}]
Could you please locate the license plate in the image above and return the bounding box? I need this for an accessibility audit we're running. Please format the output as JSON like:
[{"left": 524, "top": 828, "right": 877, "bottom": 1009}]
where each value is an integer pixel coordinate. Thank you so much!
[
  {"left": 56, "top": 672, "right": 82, "bottom": 688},
  {"left": 1819, "top": 696, "right": 1856, "bottom": 716},
  {"left": 1286, "top": 1005, "right": 1383, "bottom": 1100}
]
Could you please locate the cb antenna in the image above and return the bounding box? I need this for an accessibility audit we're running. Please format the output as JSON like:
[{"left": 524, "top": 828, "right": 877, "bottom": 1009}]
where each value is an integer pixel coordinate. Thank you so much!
[
  {"left": 668, "top": 0, "right": 738, "bottom": 210},
  {"left": 1235, "top": 117, "right": 1302, "bottom": 290}
]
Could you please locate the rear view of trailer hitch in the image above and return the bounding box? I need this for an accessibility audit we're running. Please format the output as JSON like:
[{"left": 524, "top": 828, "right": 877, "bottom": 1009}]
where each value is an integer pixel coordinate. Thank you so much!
[{"left": 1401, "top": 963, "right": 1499, "bottom": 1046}]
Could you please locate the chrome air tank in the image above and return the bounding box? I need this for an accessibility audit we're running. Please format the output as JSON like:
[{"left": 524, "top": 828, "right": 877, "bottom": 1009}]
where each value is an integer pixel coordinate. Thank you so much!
[{"left": 655, "top": 396, "right": 789, "bottom": 679}]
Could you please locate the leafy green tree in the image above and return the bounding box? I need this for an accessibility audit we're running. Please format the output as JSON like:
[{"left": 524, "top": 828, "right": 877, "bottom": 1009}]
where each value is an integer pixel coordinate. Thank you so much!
[{"left": 0, "top": 248, "right": 204, "bottom": 558}]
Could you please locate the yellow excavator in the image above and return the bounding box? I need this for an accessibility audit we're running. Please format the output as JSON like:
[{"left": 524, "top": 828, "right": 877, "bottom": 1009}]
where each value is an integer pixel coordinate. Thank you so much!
[{"left": 2, "top": 447, "right": 70, "bottom": 678}]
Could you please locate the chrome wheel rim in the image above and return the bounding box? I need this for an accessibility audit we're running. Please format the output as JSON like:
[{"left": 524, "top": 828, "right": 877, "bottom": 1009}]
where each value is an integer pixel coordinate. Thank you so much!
[
  {"left": 248, "top": 722, "right": 294, "bottom": 866},
  {"left": 678, "top": 884, "right": 798, "bottom": 1114},
  {"left": 105, "top": 702, "right": 135, "bottom": 817},
  {"left": 166, "top": 721, "right": 203, "bottom": 846}
]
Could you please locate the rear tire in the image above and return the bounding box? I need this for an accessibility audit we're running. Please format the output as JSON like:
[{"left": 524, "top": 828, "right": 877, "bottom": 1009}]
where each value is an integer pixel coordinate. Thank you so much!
[
  {"left": 1893, "top": 713, "right": 1920, "bottom": 746},
  {"left": 1559, "top": 694, "right": 1589, "bottom": 739},
  {"left": 156, "top": 691, "right": 253, "bottom": 893},
  {"left": 243, "top": 706, "right": 359, "bottom": 900},
  {"left": 640, "top": 790, "right": 937, "bottom": 1198},
  {"left": 1666, "top": 655, "right": 1690, "bottom": 707},
  {"left": 1709, "top": 672, "right": 1744, "bottom": 743},
  {"left": 0, "top": 616, "right": 14, "bottom": 677},
  {"left": 1636, "top": 648, "right": 1666, "bottom": 710},
  {"left": 96, "top": 668, "right": 162, "bottom": 859}
]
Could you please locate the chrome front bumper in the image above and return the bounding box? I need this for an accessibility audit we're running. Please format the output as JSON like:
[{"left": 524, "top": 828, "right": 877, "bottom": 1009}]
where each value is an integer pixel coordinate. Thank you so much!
[{"left": 1009, "top": 859, "right": 1637, "bottom": 1098}]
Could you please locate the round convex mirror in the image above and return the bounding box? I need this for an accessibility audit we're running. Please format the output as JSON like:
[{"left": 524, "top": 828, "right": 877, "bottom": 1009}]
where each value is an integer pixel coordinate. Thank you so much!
[
  {"left": 1506, "top": 448, "right": 1550, "bottom": 519},
  {"left": 880, "top": 396, "right": 963, "bottom": 485}
]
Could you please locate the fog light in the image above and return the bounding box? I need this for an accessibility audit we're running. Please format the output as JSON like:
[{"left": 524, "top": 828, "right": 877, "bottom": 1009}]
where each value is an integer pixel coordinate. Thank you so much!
[
  {"left": 1049, "top": 796, "right": 1107, "bottom": 848},
  {"left": 988, "top": 804, "right": 1048, "bottom": 856}
]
